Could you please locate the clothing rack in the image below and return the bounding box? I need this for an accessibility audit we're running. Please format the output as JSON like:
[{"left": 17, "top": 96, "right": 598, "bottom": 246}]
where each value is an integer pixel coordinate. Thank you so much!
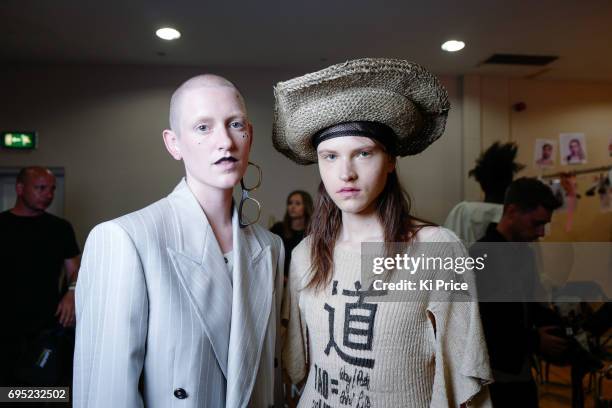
[{"left": 540, "top": 165, "right": 612, "bottom": 179}]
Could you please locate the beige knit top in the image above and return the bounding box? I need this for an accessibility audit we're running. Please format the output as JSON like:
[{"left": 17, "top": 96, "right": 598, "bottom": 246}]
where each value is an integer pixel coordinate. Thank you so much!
[{"left": 282, "top": 227, "right": 493, "bottom": 407}]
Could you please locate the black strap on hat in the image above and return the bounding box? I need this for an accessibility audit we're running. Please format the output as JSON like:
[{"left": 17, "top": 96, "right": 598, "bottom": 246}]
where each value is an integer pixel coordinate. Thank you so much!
[{"left": 311, "top": 121, "right": 398, "bottom": 155}]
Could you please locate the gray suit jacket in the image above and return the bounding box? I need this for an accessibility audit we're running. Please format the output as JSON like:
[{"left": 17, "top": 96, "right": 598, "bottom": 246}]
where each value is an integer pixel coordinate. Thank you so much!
[{"left": 74, "top": 180, "right": 284, "bottom": 408}]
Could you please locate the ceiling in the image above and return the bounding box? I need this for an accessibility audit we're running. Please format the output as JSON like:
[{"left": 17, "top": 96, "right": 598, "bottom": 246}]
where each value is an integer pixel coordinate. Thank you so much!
[{"left": 2, "top": 0, "right": 612, "bottom": 81}]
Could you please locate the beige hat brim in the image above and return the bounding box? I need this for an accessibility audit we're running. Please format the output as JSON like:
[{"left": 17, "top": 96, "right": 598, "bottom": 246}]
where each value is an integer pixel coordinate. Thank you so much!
[{"left": 272, "top": 58, "right": 450, "bottom": 165}]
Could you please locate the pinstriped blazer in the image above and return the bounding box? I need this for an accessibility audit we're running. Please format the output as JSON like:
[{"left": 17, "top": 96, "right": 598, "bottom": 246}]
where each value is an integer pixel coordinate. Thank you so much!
[{"left": 74, "top": 179, "right": 285, "bottom": 408}]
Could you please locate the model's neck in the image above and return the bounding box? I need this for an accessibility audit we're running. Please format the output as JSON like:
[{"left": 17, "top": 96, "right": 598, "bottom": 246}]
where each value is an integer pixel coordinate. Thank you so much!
[
  {"left": 185, "top": 176, "right": 235, "bottom": 252},
  {"left": 337, "top": 210, "right": 384, "bottom": 246},
  {"left": 290, "top": 217, "right": 305, "bottom": 231},
  {"left": 186, "top": 177, "right": 233, "bottom": 220}
]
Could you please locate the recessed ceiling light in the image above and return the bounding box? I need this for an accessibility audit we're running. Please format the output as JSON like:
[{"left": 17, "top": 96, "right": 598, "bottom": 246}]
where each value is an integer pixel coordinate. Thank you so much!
[
  {"left": 156, "top": 27, "right": 181, "bottom": 41},
  {"left": 441, "top": 40, "right": 465, "bottom": 52}
]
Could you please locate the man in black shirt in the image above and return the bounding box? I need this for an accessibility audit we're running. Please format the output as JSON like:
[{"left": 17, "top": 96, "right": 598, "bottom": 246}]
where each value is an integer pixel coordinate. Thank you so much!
[
  {"left": 0, "top": 166, "right": 80, "bottom": 386},
  {"left": 471, "top": 177, "right": 567, "bottom": 408}
]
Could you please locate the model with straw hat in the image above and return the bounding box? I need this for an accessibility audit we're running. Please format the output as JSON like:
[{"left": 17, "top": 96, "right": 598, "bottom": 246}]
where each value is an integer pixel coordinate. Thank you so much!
[{"left": 276, "top": 58, "right": 493, "bottom": 407}]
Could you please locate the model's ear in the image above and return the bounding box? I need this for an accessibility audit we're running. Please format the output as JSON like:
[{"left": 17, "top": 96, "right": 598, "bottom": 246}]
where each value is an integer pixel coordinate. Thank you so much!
[
  {"left": 162, "top": 129, "right": 182, "bottom": 160},
  {"left": 15, "top": 182, "right": 24, "bottom": 196}
]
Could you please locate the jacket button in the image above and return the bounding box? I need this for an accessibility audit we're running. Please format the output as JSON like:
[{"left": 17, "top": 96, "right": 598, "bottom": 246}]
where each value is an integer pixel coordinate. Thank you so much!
[{"left": 174, "top": 388, "right": 188, "bottom": 399}]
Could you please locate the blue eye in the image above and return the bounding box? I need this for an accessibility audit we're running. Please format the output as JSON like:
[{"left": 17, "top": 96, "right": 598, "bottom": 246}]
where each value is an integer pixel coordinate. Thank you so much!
[
  {"left": 325, "top": 153, "right": 337, "bottom": 161},
  {"left": 359, "top": 151, "right": 372, "bottom": 158},
  {"left": 196, "top": 124, "right": 209, "bottom": 132},
  {"left": 230, "top": 121, "right": 245, "bottom": 129}
]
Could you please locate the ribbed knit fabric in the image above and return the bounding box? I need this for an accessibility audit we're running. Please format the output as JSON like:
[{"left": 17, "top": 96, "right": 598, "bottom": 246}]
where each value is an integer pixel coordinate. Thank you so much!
[{"left": 283, "top": 226, "right": 493, "bottom": 407}]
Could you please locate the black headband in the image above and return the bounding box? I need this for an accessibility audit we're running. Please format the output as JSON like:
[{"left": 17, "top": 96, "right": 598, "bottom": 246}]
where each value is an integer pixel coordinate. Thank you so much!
[{"left": 311, "top": 121, "right": 398, "bottom": 155}]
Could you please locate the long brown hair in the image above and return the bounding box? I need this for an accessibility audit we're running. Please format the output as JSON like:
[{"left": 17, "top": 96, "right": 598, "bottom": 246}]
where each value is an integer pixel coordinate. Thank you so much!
[
  {"left": 281, "top": 190, "right": 314, "bottom": 239},
  {"left": 307, "top": 169, "right": 433, "bottom": 291}
]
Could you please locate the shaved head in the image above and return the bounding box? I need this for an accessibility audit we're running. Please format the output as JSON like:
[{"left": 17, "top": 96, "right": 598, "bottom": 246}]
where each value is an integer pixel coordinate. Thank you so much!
[
  {"left": 169, "top": 74, "right": 247, "bottom": 134},
  {"left": 13, "top": 166, "right": 56, "bottom": 215},
  {"left": 16, "top": 166, "right": 54, "bottom": 185}
]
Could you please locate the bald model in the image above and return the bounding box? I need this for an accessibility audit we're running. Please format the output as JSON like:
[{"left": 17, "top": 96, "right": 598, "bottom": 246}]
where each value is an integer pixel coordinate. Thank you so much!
[
  {"left": 74, "top": 75, "right": 284, "bottom": 408},
  {"left": 169, "top": 75, "right": 247, "bottom": 133}
]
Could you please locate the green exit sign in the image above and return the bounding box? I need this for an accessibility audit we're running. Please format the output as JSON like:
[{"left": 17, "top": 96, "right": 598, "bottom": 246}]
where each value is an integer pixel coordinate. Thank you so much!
[{"left": 2, "top": 132, "right": 37, "bottom": 150}]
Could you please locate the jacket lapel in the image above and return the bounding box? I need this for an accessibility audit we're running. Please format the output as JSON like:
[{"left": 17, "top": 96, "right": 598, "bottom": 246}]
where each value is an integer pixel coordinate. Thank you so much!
[
  {"left": 166, "top": 180, "right": 232, "bottom": 378},
  {"left": 226, "top": 208, "right": 273, "bottom": 408}
]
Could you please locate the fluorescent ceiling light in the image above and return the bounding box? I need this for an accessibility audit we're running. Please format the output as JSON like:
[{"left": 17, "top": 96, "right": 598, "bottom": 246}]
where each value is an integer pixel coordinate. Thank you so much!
[
  {"left": 156, "top": 27, "right": 181, "bottom": 41},
  {"left": 441, "top": 40, "right": 465, "bottom": 52}
]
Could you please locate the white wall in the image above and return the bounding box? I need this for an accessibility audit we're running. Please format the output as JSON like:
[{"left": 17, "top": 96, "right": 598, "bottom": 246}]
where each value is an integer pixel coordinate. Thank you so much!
[
  {"left": 0, "top": 64, "right": 464, "bottom": 245},
  {"left": 397, "top": 76, "right": 463, "bottom": 223}
]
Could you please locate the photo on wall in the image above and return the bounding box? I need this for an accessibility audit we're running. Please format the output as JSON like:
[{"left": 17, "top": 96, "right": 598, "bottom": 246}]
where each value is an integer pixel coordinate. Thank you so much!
[
  {"left": 559, "top": 133, "right": 587, "bottom": 165},
  {"left": 534, "top": 139, "right": 556, "bottom": 168}
]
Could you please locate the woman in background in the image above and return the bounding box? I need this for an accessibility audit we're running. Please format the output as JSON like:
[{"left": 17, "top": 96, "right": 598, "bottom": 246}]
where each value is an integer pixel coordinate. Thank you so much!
[{"left": 271, "top": 190, "right": 314, "bottom": 278}]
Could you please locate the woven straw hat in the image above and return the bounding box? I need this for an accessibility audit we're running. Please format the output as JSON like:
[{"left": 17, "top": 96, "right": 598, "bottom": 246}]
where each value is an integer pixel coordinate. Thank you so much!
[{"left": 272, "top": 58, "right": 450, "bottom": 164}]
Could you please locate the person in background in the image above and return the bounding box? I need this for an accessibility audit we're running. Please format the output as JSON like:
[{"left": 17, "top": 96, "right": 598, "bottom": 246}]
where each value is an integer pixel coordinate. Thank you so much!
[
  {"left": 0, "top": 166, "right": 80, "bottom": 387},
  {"left": 270, "top": 190, "right": 313, "bottom": 278},
  {"left": 271, "top": 190, "right": 313, "bottom": 407},
  {"left": 471, "top": 177, "right": 567, "bottom": 408},
  {"left": 444, "top": 142, "right": 525, "bottom": 246}
]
